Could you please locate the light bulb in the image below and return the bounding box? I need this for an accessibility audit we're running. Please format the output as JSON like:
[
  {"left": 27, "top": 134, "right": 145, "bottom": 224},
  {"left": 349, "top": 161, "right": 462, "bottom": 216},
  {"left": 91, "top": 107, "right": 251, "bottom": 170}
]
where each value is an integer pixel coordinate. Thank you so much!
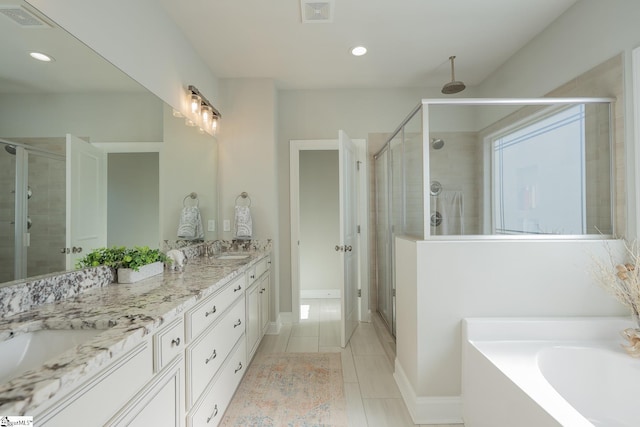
[
  {"left": 201, "top": 105, "right": 213, "bottom": 129},
  {"left": 189, "top": 93, "right": 201, "bottom": 115}
]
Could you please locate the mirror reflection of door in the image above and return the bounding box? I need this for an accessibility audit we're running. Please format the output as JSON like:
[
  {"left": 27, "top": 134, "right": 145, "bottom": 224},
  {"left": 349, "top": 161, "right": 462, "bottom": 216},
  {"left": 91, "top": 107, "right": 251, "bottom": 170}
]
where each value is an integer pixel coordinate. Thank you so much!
[{"left": 66, "top": 134, "right": 107, "bottom": 270}]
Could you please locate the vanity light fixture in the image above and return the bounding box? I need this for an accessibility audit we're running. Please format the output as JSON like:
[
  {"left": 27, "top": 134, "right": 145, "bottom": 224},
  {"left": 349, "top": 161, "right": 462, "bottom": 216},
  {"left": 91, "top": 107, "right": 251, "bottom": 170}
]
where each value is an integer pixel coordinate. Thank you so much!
[
  {"left": 29, "top": 51, "right": 54, "bottom": 62},
  {"left": 186, "top": 85, "right": 222, "bottom": 135},
  {"left": 350, "top": 46, "right": 367, "bottom": 57}
]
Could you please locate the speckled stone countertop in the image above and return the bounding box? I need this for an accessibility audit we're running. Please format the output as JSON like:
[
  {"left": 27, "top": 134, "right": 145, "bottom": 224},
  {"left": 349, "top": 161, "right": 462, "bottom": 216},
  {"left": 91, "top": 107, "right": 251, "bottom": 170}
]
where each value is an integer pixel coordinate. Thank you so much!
[{"left": 0, "top": 249, "right": 270, "bottom": 416}]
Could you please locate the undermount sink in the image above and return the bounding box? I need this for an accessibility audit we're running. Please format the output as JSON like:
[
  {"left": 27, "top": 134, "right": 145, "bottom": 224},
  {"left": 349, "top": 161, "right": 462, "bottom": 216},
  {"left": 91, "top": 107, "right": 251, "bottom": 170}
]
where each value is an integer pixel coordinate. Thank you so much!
[
  {"left": 216, "top": 254, "right": 250, "bottom": 260},
  {"left": 0, "top": 329, "right": 102, "bottom": 384}
]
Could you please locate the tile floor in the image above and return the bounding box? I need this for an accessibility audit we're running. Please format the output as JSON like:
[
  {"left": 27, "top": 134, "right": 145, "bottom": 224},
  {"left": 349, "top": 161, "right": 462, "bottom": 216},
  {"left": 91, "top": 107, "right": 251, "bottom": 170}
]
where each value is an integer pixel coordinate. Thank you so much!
[{"left": 254, "top": 299, "right": 464, "bottom": 427}]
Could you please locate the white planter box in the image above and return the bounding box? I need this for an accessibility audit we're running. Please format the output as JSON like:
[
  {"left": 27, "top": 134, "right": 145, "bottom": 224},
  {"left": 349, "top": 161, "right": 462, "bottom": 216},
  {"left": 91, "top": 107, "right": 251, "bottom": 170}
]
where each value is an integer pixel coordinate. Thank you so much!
[{"left": 118, "top": 261, "right": 164, "bottom": 284}]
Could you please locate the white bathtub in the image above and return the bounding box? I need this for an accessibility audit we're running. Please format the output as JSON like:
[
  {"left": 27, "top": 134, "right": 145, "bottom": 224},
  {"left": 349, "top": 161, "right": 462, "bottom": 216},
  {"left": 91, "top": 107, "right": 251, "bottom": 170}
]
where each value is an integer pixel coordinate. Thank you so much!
[{"left": 462, "top": 317, "right": 637, "bottom": 427}]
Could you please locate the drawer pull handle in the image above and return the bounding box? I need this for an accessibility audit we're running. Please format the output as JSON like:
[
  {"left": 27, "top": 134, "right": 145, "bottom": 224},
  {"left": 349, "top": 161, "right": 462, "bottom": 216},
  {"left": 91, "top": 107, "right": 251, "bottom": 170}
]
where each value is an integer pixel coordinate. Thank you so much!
[
  {"left": 233, "top": 319, "right": 242, "bottom": 328},
  {"left": 261, "top": 288, "right": 266, "bottom": 292},
  {"left": 234, "top": 285, "right": 242, "bottom": 292},
  {"left": 205, "top": 349, "right": 217, "bottom": 364},
  {"left": 206, "top": 404, "right": 218, "bottom": 423},
  {"left": 171, "top": 337, "right": 181, "bottom": 347},
  {"left": 235, "top": 362, "right": 243, "bottom": 373},
  {"left": 205, "top": 305, "right": 217, "bottom": 317}
]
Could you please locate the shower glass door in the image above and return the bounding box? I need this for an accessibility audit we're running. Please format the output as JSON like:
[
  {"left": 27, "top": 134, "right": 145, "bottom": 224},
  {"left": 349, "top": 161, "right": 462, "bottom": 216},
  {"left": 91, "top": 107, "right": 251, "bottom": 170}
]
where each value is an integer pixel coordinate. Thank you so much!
[
  {"left": 0, "top": 141, "right": 17, "bottom": 282},
  {"left": 0, "top": 140, "right": 65, "bottom": 282}
]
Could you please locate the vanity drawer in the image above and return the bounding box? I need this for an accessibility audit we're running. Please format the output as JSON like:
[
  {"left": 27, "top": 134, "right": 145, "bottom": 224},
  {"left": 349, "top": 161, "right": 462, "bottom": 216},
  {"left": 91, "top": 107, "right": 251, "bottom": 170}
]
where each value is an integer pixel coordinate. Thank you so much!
[
  {"left": 186, "top": 274, "right": 245, "bottom": 341},
  {"left": 247, "top": 256, "right": 269, "bottom": 285},
  {"left": 154, "top": 318, "right": 184, "bottom": 372},
  {"left": 187, "top": 338, "right": 246, "bottom": 427},
  {"left": 186, "top": 296, "right": 245, "bottom": 406}
]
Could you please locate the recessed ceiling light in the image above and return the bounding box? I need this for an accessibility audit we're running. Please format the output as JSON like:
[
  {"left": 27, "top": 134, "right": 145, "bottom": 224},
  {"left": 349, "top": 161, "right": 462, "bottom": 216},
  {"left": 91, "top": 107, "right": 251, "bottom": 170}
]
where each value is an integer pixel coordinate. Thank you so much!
[
  {"left": 29, "top": 51, "right": 54, "bottom": 62},
  {"left": 350, "top": 46, "right": 367, "bottom": 57}
]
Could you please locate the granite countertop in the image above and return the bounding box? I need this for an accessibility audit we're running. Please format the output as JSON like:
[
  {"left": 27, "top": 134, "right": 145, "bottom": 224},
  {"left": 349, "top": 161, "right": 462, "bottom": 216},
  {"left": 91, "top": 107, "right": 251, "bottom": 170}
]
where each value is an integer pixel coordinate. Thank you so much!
[{"left": 0, "top": 250, "right": 269, "bottom": 416}]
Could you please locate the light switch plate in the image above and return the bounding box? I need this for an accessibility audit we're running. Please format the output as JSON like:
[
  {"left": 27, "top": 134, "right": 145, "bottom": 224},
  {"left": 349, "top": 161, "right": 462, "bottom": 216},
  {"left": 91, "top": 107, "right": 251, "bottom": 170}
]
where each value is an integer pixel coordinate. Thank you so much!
[
  {"left": 223, "top": 219, "right": 231, "bottom": 232},
  {"left": 207, "top": 220, "right": 216, "bottom": 232}
]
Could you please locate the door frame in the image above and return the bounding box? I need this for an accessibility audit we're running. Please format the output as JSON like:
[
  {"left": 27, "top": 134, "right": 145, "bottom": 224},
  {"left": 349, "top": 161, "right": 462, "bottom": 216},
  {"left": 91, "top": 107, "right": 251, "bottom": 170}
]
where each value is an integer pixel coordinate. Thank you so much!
[{"left": 289, "top": 139, "right": 369, "bottom": 323}]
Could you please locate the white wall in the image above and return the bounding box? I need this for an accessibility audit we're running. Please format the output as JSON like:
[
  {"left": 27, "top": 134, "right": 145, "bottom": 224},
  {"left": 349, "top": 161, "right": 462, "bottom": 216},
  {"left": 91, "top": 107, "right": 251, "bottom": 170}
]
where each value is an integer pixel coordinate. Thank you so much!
[
  {"left": 395, "top": 236, "right": 628, "bottom": 423},
  {"left": 299, "top": 150, "right": 339, "bottom": 293},
  {"left": 218, "top": 78, "right": 279, "bottom": 320},
  {"left": 26, "top": 0, "right": 219, "bottom": 117}
]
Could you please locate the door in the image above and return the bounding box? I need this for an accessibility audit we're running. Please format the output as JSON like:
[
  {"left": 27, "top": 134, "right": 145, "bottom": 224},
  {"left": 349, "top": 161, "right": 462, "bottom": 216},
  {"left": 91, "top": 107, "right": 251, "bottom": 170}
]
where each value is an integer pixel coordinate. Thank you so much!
[
  {"left": 339, "top": 130, "right": 358, "bottom": 347},
  {"left": 66, "top": 134, "right": 107, "bottom": 269}
]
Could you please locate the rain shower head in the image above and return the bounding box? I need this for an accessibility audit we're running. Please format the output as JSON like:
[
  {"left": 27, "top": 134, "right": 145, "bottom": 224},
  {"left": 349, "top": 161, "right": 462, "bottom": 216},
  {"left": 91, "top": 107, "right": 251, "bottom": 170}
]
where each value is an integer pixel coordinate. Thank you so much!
[
  {"left": 441, "top": 56, "right": 466, "bottom": 95},
  {"left": 4, "top": 144, "right": 16, "bottom": 155},
  {"left": 431, "top": 138, "right": 444, "bottom": 150}
]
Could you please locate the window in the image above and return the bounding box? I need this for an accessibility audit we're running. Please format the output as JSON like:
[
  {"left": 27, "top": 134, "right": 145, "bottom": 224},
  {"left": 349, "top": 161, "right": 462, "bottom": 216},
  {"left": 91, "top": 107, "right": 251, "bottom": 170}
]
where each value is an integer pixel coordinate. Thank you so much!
[{"left": 493, "top": 104, "right": 586, "bottom": 234}]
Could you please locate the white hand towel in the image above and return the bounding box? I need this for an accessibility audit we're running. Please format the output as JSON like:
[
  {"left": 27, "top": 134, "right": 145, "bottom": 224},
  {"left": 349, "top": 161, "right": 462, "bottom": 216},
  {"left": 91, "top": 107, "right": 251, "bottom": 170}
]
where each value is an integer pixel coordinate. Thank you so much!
[
  {"left": 177, "top": 206, "right": 204, "bottom": 240},
  {"left": 234, "top": 205, "right": 252, "bottom": 239},
  {"left": 438, "top": 190, "right": 464, "bottom": 235}
]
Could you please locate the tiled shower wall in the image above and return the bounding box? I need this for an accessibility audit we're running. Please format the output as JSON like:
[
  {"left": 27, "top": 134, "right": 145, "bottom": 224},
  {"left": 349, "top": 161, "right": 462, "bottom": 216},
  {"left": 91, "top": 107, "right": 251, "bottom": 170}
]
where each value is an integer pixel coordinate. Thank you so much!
[
  {"left": 429, "top": 131, "right": 483, "bottom": 235},
  {"left": 26, "top": 153, "right": 66, "bottom": 277},
  {"left": 0, "top": 148, "right": 16, "bottom": 282}
]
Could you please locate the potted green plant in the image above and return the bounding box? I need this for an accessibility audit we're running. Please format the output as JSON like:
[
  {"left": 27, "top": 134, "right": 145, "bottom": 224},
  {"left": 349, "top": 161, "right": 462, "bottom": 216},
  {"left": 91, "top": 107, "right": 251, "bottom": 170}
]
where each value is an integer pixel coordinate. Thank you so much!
[{"left": 77, "top": 246, "right": 169, "bottom": 283}]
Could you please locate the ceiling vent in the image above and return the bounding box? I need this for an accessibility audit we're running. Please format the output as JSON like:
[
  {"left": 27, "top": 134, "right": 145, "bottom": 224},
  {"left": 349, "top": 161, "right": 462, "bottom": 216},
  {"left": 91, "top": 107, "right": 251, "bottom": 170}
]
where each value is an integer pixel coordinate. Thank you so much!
[
  {"left": 301, "top": 0, "right": 334, "bottom": 23},
  {"left": 0, "top": 5, "right": 51, "bottom": 28}
]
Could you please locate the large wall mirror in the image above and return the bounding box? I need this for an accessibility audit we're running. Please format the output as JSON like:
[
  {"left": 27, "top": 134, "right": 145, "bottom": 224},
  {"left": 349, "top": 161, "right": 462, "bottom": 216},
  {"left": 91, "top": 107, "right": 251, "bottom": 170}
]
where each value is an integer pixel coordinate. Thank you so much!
[{"left": 0, "top": 1, "right": 218, "bottom": 285}]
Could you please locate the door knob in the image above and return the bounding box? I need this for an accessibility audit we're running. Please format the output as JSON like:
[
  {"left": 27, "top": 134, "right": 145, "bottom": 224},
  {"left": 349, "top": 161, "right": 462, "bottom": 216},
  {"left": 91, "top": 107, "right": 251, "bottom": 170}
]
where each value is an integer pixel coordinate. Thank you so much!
[
  {"left": 335, "top": 245, "right": 344, "bottom": 252},
  {"left": 72, "top": 246, "right": 83, "bottom": 253},
  {"left": 346, "top": 245, "right": 353, "bottom": 252}
]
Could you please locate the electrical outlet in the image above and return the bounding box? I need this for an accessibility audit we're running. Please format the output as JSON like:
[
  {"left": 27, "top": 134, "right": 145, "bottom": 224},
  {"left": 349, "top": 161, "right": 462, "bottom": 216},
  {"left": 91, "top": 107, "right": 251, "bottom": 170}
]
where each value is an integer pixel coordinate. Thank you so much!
[
  {"left": 207, "top": 220, "right": 216, "bottom": 232},
  {"left": 223, "top": 219, "right": 231, "bottom": 232}
]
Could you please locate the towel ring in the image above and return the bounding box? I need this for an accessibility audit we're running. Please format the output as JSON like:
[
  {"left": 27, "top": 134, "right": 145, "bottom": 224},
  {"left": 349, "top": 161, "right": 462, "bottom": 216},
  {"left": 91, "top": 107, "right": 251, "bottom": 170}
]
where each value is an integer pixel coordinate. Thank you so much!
[
  {"left": 235, "top": 191, "right": 251, "bottom": 207},
  {"left": 183, "top": 192, "right": 199, "bottom": 207}
]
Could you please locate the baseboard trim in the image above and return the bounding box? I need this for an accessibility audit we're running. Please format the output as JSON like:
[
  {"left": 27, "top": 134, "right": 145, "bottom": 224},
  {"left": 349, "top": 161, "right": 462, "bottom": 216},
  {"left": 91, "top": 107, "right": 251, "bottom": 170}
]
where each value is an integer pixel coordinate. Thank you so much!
[
  {"left": 279, "top": 311, "right": 293, "bottom": 325},
  {"left": 300, "top": 289, "right": 341, "bottom": 299},
  {"left": 393, "top": 359, "right": 463, "bottom": 425}
]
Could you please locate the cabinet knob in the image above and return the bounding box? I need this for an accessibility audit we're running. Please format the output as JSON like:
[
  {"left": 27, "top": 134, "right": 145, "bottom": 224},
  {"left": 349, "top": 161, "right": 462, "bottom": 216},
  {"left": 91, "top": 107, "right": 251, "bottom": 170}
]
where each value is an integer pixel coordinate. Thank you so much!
[{"left": 171, "top": 337, "right": 181, "bottom": 347}]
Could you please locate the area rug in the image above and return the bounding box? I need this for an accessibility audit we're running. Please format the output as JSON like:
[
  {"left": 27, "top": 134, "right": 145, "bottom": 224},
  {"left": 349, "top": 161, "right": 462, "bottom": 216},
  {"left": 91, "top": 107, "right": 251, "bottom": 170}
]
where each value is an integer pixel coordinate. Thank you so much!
[{"left": 220, "top": 352, "right": 348, "bottom": 426}]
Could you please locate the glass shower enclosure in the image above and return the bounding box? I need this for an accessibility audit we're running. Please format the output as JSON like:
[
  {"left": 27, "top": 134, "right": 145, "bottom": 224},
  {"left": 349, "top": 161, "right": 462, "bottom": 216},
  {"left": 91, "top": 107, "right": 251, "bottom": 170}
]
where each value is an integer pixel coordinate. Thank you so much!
[
  {"left": 0, "top": 139, "right": 65, "bottom": 282},
  {"left": 373, "top": 98, "right": 615, "bottom": 337}
]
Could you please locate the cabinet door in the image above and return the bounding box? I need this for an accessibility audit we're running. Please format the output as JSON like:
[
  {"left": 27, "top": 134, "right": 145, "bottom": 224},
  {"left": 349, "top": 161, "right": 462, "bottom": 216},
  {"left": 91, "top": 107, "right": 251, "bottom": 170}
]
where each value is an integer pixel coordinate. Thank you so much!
[
  {"left": 108, "top": 356, "right": 183, "bottom": 427},
  {"left": 259, "top": 274, "right": 270, "bottom": 335},
  {"left": 246, "top": 281, "right": 260, "bottom": 360}
]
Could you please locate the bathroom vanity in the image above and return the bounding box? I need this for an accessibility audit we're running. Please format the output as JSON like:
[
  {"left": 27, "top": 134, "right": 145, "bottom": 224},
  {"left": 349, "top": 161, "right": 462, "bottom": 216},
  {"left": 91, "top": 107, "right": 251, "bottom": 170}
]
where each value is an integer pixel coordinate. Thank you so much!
[{"left": 0, "top": 244, "right": 272, "bottom": 427}]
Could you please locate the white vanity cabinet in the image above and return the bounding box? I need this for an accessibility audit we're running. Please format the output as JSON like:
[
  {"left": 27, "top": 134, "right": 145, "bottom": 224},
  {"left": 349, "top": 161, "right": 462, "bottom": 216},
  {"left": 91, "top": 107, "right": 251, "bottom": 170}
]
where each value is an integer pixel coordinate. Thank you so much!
[
  {"left": 184, "top": 273, "right": 247, "bottom": 427},
  {"left": 246, "top": 255, "right": 271, "bottom": 362},
  {"left": 37, "top": 340, "right": 154, "bottom": 427},
  {"left": 30, "top": 252, "right": 272, "bottom": 427},
  {"left": 106, "top": 318, "right": 185, "bottom": 427}
]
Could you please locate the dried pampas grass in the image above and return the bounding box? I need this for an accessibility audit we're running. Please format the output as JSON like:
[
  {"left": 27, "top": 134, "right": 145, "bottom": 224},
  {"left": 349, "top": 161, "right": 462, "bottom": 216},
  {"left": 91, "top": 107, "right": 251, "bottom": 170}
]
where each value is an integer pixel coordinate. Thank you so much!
[{"left": 592, "top": 240, "right": 640, "bottom": 356}]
